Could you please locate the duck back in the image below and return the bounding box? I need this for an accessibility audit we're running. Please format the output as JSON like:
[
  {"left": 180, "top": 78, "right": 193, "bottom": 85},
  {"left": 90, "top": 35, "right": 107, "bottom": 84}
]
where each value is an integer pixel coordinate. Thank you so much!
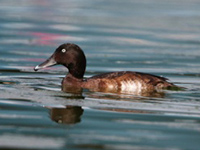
[{"left": 82, "top": 71, "right": 175, "bottom": 93}]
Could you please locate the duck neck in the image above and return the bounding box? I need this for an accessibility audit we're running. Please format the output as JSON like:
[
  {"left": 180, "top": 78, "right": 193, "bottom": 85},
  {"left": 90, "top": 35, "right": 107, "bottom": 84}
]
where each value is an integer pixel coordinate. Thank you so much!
[
  {"left": 67, "top": 61, "right": 86, "bottom": 80},
  {"left": 65, "top": 73, "right": 83, "bottom": 82},
  {"left": 62, "top": 73, "right": 83, "bottom": 91}
]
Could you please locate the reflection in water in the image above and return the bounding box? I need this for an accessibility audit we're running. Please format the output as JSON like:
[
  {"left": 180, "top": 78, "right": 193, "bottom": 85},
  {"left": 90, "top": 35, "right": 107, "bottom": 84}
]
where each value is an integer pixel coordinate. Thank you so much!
[
  {"left": 50, "top": 106, "right": 83, "bottom": 124},
  {"left": 50, "top": 87, "right": 165, "bottom": 125},
  {"left": 50, "top": 87, "right": 84, "bottom": 125},
  {"left": 57, "top": 85, "right": 166, "bottom": 118}
]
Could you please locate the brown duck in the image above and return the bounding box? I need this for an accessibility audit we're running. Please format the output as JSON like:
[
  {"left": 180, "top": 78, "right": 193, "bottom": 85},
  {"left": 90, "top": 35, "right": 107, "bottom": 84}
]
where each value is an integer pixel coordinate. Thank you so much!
[{"left": 34, "top": 43, "right": 179, "bottom": 94}]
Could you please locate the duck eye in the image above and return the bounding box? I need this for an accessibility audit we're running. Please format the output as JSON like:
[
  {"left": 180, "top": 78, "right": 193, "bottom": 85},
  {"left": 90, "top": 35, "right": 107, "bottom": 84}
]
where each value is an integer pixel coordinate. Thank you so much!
[{"left": 61, "top": 49, "right": 66, "bottom": 53}]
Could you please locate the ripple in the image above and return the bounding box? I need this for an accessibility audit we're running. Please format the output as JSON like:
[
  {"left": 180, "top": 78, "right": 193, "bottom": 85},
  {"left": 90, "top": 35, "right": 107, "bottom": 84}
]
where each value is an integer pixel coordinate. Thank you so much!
[
  {"left": 0, "top": 134, "right": 64, "bottom": 149},
  {"left": 1, "top": 0, "right": 200, "bottom": 149},
  {"left": 0, "top": 22, "right": 36, "bottom": 29},
  {"left": 49, "top": 24, "right": 81, "bottom": 31}
]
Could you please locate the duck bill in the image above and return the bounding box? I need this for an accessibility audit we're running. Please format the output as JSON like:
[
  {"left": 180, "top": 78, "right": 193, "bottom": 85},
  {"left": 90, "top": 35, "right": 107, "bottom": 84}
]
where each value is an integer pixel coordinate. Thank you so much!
[{"left": 34, "top": 55, "right": 57, "bottom": 71}]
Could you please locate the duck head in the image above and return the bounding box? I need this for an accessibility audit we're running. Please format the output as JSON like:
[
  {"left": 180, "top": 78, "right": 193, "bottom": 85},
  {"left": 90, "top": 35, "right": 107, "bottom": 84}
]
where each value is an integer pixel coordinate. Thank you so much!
[{"left": 34, "top": 43, "right": 86, "bottom": 79}]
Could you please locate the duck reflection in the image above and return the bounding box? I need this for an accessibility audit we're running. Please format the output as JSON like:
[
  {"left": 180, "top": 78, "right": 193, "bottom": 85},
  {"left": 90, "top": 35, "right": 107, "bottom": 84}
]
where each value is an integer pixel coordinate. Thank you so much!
[
  {"left": 50, "top": 106, "right": 83, "bottom": 124},
  {"left": 50, "top": 87, "right": 84, "bottom": 125},
  {"left": 50, "top": 84, "right": 167, "bottom": 125}
]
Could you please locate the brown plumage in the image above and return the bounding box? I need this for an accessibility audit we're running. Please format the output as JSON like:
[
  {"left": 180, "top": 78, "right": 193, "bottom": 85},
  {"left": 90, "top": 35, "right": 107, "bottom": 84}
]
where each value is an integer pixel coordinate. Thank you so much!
[
  {"left": 82, "top": 71, "right": 175, "bottom": 93},
  {"left": 34, "top": 43, "right": 179, "bottom": 94}
]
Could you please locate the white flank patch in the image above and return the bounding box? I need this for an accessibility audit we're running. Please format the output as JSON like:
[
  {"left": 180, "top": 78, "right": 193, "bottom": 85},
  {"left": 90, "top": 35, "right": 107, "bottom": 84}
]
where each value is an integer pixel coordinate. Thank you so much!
[
  {"left": 121, "top": 80, "right": 142, "bottom": 93},
  {"left": 108, "top": 84, "right": 115, "bottom": 89}
]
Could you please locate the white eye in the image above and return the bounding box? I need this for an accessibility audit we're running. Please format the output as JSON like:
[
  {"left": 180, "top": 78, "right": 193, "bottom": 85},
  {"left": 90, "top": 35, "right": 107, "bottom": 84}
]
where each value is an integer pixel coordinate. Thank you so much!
[{"left": 61, "top": 49, "right": 66, "bottom": 53}]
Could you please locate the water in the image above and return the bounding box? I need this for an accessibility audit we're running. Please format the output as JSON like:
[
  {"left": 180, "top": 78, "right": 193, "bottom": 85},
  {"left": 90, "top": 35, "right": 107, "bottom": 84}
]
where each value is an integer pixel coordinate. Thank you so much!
[{"left": 0, "top": 0, "right": 200, "bottom": 149}]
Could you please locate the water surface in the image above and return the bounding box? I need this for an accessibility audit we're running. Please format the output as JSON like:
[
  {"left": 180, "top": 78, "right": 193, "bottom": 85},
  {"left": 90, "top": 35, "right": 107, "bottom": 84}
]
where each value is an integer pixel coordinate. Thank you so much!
[{"left": 0, "top": 0, "right": 200, "bottom": 150}]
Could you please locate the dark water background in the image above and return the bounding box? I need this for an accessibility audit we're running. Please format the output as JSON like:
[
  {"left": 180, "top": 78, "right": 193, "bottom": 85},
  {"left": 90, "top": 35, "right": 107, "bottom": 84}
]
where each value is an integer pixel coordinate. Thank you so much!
[{"left": 0, "top": 0, "right": 200, "bottom": 149}]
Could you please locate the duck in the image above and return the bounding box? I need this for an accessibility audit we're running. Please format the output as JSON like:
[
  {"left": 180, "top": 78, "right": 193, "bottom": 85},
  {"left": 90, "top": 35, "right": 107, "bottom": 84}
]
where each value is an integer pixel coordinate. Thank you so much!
[{"left": 34, "top": 43, "right": 179, "bottom": 94}]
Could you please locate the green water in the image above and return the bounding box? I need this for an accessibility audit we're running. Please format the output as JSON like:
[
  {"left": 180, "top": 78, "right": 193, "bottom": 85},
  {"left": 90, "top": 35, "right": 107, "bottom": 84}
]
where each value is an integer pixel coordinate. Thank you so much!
[{"left": 0, "top": 0, "right": 200, "bottom": 150}]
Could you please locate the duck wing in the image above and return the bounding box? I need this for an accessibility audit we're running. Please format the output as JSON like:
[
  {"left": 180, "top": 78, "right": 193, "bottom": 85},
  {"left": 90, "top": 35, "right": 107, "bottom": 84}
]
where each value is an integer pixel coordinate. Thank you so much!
[{"left": 87, "top": 71, "right": 175, "bottom": 90}]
